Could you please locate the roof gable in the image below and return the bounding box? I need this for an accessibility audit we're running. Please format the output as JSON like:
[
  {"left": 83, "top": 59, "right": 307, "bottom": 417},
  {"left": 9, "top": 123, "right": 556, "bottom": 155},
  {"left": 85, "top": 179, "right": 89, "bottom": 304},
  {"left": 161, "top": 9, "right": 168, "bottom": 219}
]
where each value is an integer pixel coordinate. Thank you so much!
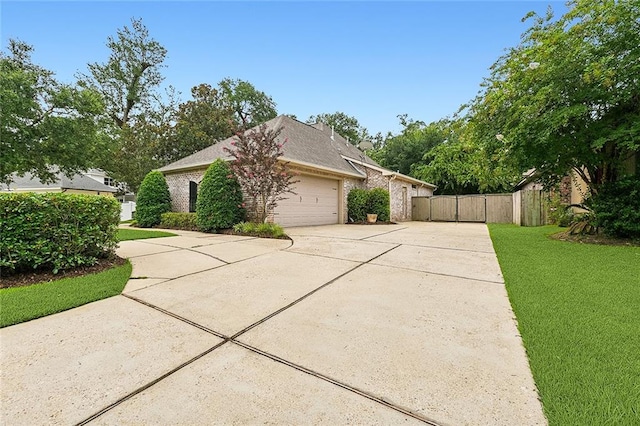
[{"left": 158, "top": 115, "right": 434, "bottom": 187}]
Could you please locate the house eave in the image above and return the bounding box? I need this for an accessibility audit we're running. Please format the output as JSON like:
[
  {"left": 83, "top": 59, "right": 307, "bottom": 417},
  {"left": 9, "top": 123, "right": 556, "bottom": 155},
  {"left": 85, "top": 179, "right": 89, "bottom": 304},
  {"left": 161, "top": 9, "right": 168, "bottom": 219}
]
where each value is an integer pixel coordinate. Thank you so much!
[
  {"left": 341, "top": 155, "right": 437, "bottom": 189},
  {"left": 160, "top": 157, "right": 366, "bottom": 179},
  {"left": 280, "top": 157, "right": 365, "bottom": 179}
]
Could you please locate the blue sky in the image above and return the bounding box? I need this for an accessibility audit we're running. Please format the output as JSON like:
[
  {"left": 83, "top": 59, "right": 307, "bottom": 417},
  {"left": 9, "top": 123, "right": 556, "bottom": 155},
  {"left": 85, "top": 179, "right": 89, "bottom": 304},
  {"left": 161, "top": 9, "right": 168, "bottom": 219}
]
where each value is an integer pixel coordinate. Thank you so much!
[{"left": 1, "top": 1, "right": 566, "bottom": 136}]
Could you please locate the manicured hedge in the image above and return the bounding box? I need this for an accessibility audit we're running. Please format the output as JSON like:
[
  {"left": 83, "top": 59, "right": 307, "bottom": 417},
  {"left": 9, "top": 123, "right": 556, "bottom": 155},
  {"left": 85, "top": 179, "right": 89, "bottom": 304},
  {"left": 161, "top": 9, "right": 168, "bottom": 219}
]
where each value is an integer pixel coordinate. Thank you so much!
[
  {"left": 196, "top": 159, "right": 245, "bottom": 232},
  {"left": 368, "top": 187, "right": 391, "bottom": 222},
  {"left": 136, "top": 171, "right": 171, "bottom": 228},
  {"left": 347, "top": 188, "right": 368, "bottom": 222},
  {"left": 347, "top": 187, "right": 391, "bottom": 222},
  {"left": 0, "top": 193, "right": 120, "bottom": 274},
  {"left": 160, "top": 212, "right": 198, "bottom": 231}
]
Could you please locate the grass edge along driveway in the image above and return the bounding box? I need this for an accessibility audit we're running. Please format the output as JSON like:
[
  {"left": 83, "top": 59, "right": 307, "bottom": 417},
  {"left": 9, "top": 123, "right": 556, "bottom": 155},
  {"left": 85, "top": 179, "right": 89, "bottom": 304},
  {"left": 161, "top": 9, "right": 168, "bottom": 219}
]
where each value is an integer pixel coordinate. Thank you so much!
[
  {"left": 488, "top": 224, "right": 640, "bottom": 426},
  {"left": 0, "top": 229, "right": 176, "bottom": 328}
]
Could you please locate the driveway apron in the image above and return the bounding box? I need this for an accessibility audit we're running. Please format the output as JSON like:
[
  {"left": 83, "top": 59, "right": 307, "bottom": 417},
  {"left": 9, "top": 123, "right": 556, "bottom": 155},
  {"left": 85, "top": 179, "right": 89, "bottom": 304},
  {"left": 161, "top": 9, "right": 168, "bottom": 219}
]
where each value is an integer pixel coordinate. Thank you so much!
[{"left": 0, "top": 223, "right": 546, "bottom": 425}]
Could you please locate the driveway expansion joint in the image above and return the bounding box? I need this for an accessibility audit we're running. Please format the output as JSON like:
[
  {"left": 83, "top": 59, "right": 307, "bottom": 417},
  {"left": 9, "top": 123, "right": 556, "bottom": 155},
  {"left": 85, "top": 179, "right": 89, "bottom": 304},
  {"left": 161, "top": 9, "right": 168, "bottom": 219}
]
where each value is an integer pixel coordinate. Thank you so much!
[
  {"left": 232, "top": 340, "right": 443, "bottom": 426},
  {"left": 74, "top": 340, "right": 228, "bottom": 426},
  {"left": 360, "top": 226, "right": 408, "bottom": 240}
]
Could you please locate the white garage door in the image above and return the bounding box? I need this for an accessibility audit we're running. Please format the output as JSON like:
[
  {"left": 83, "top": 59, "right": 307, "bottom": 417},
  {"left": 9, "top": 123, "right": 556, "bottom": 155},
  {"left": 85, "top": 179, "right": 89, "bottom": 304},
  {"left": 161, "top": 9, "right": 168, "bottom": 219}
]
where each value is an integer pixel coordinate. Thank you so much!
[{"left": 274, "top": 175, "right": 339, "bottom": 227}]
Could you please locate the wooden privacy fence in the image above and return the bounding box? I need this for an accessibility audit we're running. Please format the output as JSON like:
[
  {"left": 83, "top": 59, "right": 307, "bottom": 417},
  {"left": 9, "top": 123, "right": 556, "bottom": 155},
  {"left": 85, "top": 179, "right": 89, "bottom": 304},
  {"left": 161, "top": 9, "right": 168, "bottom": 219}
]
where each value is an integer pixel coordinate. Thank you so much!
[{"left": 412, "top": 190, "right": 546, "bottom": 226}]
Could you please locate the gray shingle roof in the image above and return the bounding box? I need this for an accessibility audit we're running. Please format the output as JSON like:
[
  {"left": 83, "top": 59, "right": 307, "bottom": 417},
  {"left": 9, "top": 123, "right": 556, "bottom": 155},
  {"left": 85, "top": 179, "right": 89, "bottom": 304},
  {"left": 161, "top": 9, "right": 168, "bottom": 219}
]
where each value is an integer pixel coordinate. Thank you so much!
[
  {"left": 1, "top": 172, "right": 117, "bottom": 193},
  {"left": 159, "top": 115, "right": 379, "bottom": 176}
]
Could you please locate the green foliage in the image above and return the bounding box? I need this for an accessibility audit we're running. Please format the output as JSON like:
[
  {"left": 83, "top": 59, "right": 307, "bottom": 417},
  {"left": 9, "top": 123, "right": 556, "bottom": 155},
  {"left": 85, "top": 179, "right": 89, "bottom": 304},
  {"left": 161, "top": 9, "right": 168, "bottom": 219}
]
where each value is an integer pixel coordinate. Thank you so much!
[
  {"left": 196, "top": 159, "right": 245, "bottom": 232},
  {"left": 469, "top": 0, "right": 640, "bottom": 191},
  {"left": 117, "top": 228, "right": 176, "bottom": 241},
  {"left": 546, "top": 192, "right": 575, "bottom": 227},
  {"left": 0, "top": 40, "right": 106, "bottom": 185},
  {"left": 592, "top": 176, "right": 640, "bottom": 238},
  {"left": 1, "top": 261, "right": 131, "bottom": 328},
  {"left": 367, "top": 188, "right": 390, "bottom": 222},
  {"left": 218, "top": 78, "right": 277, "bottom": 129},
  {"left": 0, "top": 193, "right": 120, "bottom": 274},
  {"left": 79, "top": 18, "right": 176, "bottom": 193},
  {"left": 79, "top": 18, "right": 167, "bottom": 130},
  {"left": 489, "top": 224, "right": 640, "bottom": 424},
  {"left": 233, "top": 222, "right": 287, "bottom": 239},
  {"left": 160, "top": 212, "right": 199, "bottom": 231},
  {"left": 347, "top": 188, "right": 390, "bottom": 222},
  {"left": 347, "top": 188, "right": 368, "bottom": 222},
  {"left": 375, "top": 115, "right": 446, "bottom": 176},
  {"left": 160, "top": 79, "right": 278, "bottom": 165},
  {"left": 135, "top": 171, "right": 171, "bottom": 227},
  {"left": 306, "top": 111, "right": 369, "bottom": 146}
]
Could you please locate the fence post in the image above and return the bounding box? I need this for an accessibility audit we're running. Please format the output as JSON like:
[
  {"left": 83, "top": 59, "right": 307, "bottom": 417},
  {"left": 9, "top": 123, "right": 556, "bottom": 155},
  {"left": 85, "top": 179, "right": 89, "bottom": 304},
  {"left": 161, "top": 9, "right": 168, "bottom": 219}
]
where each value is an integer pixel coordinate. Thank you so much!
[{"left": 455, "top": 195, "right": 459, "bottom": 222}]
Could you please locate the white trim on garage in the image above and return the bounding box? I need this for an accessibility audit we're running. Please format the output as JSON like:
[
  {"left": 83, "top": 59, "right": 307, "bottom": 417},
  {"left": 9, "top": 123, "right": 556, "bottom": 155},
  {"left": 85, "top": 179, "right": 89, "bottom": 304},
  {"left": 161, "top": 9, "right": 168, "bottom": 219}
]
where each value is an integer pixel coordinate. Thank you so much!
[{"left": 274, "top": 174, "right": 340, "bottom": 227}]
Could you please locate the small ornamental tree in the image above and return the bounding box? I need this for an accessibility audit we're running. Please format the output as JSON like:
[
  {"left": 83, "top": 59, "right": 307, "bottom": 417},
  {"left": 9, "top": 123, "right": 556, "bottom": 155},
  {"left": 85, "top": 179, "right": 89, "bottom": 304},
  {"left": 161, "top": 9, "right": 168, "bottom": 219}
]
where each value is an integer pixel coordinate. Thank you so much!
[
  {"left": 196, "top": 159, "right": 245, "bottom": 232},
  {"left": 135, "top": 170, "right": 171, "bottom": 227},
  {"left": 224, "top": 124, "right": 297, "bottom": 223}
]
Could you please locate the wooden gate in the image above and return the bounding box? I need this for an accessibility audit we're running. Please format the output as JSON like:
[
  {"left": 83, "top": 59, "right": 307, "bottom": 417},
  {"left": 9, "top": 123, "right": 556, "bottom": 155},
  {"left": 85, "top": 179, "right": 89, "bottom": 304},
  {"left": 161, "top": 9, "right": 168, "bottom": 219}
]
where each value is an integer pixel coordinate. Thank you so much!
[
  {"left": 458, "top": 195, "right": 486, "bottom": 222},
  {"left": 412, "top": 194, "right": 514, "bottom": 223}
]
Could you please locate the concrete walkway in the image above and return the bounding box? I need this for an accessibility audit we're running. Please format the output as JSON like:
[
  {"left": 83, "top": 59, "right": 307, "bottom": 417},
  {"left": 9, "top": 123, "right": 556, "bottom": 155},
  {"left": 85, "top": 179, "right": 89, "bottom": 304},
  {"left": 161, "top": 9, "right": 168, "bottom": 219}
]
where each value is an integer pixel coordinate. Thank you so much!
[{"left": 0, "top": 222, "right": 546, "bottom": 425}]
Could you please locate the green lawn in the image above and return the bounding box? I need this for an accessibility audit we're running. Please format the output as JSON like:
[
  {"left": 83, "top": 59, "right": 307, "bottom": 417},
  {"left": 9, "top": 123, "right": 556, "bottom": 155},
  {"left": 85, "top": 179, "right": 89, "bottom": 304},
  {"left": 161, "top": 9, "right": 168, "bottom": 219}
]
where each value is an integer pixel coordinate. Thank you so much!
[
  {"left": 488, "top": 224, "right": 640, "bottom": 425},
  {"left": 0, "top": 228, "right": 174, "bottom": 328},
  {"left": 117, "top": 228, "right": 176, "bottom": 241},
  {"left": 0, "top": 261, "right": 132, "bottom": 328}
]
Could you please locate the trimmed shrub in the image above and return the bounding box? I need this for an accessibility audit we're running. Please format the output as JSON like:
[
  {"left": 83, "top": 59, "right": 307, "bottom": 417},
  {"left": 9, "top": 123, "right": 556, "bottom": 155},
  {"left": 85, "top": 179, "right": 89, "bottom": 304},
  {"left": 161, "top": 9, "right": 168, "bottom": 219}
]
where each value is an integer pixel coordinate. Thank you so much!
[
  {"left": 347, "top": 188, "right": 391, "bottom": 222},
  {"left": 347, "top": 188, "right": 368, "bottom": 222},
  {"left": 136, "top": 171, "right": 171, "bottom": 228},
  {"left": 233, "top": 221, "right": 287, "bottom": 239},
  {"left": 592, "top": 176, "right": 640, "bottom": 238},
  {"left": 160, "top": 212, "right": 198, "bottom": 231},
  {"left": 367, "top": 188, "right": 391, "bottom": 222},
  {"left": 196, "top": 159, "right": 245, "bottom": 232},
  {"left": 0, "top": 193, "right": 120, "bottom": 274}
]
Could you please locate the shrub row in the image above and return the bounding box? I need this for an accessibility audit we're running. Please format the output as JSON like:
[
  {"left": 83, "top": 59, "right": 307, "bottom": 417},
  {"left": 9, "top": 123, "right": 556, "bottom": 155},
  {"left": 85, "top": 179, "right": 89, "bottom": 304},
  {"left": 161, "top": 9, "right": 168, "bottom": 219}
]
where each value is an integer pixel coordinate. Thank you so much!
[
  {"left": 0, "top": 193, "right": 120, "bottom": 274},
  {"left": 347, "top": 188, "right": 391, "bottom": 222},
  {"left": 160, "top": 212, "right": 198, "bottom": 231}
]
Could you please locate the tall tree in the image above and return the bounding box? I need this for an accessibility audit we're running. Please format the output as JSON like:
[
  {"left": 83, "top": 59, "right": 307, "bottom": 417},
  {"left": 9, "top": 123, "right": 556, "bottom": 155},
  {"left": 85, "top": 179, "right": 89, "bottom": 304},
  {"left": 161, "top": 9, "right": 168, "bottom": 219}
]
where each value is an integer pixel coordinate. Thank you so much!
[
  {"left": 413, "top": 121, "right": 519, "bottom": 194},
  {"left": 79, "top": 18, "right": 167, "bottom": 130},
  {"left": 306, "top": 111, "right": 369, "bottom": 145},
  {"left": 374, "top": 115, "right": 446, "bottom": 176},
  {"left": 161, "top": 79, "right": 278, "bottom": 165},
  {"left": 0, "top": 40, "right": 105, "bottom": 184},
  {"left": 79, "top": 18, "right": 173, "bottom": 192},
  {"left": 218, "top": 78, "right": 277, "bottom": 128},
  {"left": 468, "top": 0, "right": 640, "bottom": 195}
]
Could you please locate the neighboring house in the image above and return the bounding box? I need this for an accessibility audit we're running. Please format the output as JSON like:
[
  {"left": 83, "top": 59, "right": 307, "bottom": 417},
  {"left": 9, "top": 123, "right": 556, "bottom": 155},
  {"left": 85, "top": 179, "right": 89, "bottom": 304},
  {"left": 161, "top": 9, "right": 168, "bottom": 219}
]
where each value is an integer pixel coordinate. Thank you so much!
[
  {"left": 0, "top": 171, "right": 140, "bottom": 221},
  {"left": 159, "top": 115, "right": 436, "bottom": 227},
  {"left": 84, "top": 168, "right": 136, "bottom": 202},
  {"left": 0, "top": 172, "right": 118, "bottom": 197}
]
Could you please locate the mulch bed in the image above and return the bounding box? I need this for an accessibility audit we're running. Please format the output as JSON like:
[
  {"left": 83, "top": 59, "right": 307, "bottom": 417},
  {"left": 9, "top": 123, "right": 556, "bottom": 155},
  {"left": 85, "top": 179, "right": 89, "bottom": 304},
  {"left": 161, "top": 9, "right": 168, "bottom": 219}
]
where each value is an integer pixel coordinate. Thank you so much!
[
  {"left": 0, "top": 256, "right": 127, "bottom": 290},
  {"left": 549, "top": 231, "right": 640, "bottom": 247}
]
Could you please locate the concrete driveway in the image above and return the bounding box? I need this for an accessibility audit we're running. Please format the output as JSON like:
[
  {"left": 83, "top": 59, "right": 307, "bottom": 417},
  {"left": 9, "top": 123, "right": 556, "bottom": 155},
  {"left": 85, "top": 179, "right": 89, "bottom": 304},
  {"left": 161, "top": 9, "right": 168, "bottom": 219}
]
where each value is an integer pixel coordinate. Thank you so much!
[{"left": 0, "top": 222, "right": 546, "bottom": 425}]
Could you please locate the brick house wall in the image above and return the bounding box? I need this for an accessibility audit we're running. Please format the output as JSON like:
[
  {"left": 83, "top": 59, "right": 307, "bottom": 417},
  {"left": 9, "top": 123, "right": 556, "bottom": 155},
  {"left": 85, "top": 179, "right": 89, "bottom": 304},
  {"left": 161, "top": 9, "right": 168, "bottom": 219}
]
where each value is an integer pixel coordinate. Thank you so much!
[
  {"left": 165, "top": 169, "right": 206, "bottom": 213},
  {"left": 165, "top": 163, "right": 434, "bottom": 224}
]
